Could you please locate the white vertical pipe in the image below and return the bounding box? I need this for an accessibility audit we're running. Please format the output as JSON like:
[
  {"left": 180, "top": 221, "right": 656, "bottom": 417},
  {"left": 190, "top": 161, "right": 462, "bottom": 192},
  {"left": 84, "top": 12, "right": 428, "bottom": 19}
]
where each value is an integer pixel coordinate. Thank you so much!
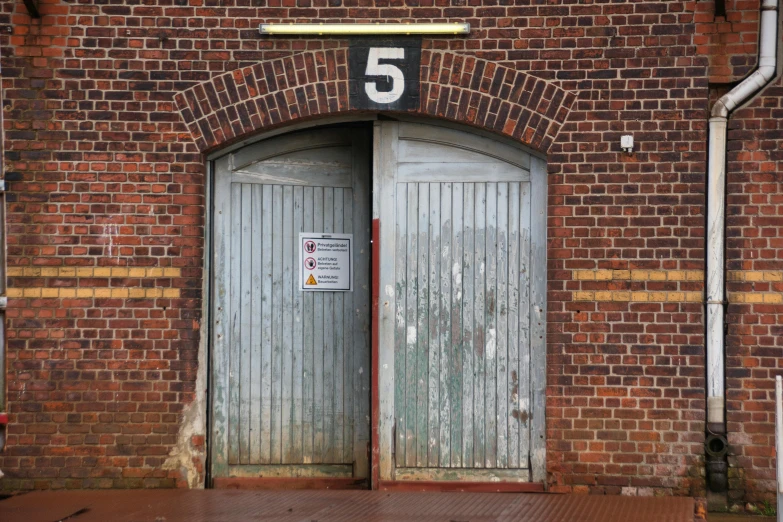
[
  {"left": 707, "top": 117, "right": 727, "bottom": 426},
  {"left": 706, "top": 0, "right": 779, "bottom": 427}
]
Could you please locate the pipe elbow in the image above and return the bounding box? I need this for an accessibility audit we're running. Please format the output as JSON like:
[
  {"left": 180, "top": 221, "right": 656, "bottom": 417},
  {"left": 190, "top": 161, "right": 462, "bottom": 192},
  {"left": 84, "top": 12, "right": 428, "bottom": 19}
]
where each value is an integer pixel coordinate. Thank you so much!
[
  {"left": 711, "top": 0, "right": 778, "bottom": 118},
  {"left": 711, "top": 100, "right": 729, "bottom": 119},
  {"left": 711, "top": 65, "right": 778, "bottom": 118},
  {"left": 758, "top": 63, "right": 777, "bottom": 81}
]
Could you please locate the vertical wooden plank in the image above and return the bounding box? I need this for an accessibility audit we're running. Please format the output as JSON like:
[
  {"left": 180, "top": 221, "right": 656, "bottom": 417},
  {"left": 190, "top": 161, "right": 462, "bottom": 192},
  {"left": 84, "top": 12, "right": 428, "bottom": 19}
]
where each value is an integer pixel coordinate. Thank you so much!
[
  {"left": 228, "top": 182, "right": 242, "bottom": 465},
  {"left": 473, "top": 182, "right": 486, "bottom": 468},
  {"left": 394, "top": 183, "right": 408, "bottom": 469},
  {"left": 518, "top": 182, "right": 531, "bottom": 468},
  {"left": 507, "top": 182, "right": 521, "bottom": 469},
  {"left": 377, "top": 121, "right": 399, "bottom": 481},
  {"left": 427, "top": 182, "right": 440, "bottom": 468},
  {"left": 438, "top": 182, "right": 452, "bottom": 467},
  {"left": 405, "top": 182, "right": 418, "bottom": 468},
  {"left": 249, "top": 185, "right": 263, "bottom": 464},
  {"left": 240, "top": 184, "right": 253, "bottom": 464},
  {"left": 323, "top": 187, "right": 335, "bottom": 463},
  {"left": 529, "top": 156, "right": 547, "bottom": 482},
  {"left": 211, "top": 156, "right": 232, "bottom": 478},
  {"left": 261, "top": 184, "right": 274, "bottom": 464},
  {"left": 270, "top": 184, "right": 284, "bottom": 464},
  {"left": 281, "top": 186, "right": 294, "bottom": 462},
  {"left": 250, "top": 185, "right": 263, "bottom": 464},
  {"left": 313, "top": 186, "right": 325, "bottom": 463},
  {"left": 333, "top": 188, "right": 345, "bottom": 464},
  {"left": 461, "top": 183, "right": 475, "bottom": 469},
  {"left": 342, "top": 187, "right": 354, "bottom": 465},
  {"left": 484, "top": 182, "right": 497, "bottom": 469},
  {"left": 416, "top": 183, "right": 429, "bottom": 467},
  {"left": 450, "top": 183, "right": 464, "bottom": 468},
  {"left": 302, "top": 186, "right": 315, "bottom": 463},
  {"left": 519, "top": 183, "right": 533, "bottom": 467},
  {"left": 292, "top": 185, "right": 304, "bottom": 462},
  {"left": 496, "top": 182, "right": 509, "bottom": 468}
]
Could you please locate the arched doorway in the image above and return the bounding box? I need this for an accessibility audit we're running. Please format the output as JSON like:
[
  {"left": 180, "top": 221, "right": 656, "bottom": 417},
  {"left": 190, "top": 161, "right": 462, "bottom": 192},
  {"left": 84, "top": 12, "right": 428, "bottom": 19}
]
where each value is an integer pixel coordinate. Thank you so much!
[{"left": 209, "top": 119, "right": 546, "bottom": 488}]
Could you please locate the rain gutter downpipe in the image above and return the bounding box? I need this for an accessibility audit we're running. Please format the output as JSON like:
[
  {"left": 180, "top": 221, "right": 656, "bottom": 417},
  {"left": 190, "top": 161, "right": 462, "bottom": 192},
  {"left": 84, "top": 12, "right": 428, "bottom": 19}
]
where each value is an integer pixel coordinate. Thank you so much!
[{"left": 705, "top": 0, "right": 779, "bottom": 493}]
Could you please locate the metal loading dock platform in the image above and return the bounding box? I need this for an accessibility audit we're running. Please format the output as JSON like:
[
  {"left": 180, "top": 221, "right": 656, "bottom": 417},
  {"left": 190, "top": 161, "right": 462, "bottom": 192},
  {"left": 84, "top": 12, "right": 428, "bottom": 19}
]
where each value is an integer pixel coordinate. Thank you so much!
[{"left": 0, "top": 489, "right": 695, "bottom": 522}]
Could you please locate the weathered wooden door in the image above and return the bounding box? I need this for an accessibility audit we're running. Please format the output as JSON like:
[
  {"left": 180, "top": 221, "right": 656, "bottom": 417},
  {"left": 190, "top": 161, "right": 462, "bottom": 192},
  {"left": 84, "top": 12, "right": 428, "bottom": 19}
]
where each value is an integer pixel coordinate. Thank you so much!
[
  {"left": 211, "top": 127, "right": 371, "bottom": 481},
  {"left": 375, "top": 121, "right": 546, "bottom": 483}
]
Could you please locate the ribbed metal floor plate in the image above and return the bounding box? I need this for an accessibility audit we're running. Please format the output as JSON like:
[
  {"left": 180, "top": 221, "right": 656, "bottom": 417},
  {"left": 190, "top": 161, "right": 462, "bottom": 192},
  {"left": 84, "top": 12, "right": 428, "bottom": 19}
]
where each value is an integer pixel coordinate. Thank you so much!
[{"left": 0, "top": 490, "right": 695, "bottom": 522}]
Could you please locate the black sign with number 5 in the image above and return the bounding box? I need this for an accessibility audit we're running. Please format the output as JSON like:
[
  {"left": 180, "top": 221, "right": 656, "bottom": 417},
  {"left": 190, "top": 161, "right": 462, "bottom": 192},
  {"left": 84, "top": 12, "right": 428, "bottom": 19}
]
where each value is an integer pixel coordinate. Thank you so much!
[{"left": 349, "top": 37, "right": 422, "bottom": 111}]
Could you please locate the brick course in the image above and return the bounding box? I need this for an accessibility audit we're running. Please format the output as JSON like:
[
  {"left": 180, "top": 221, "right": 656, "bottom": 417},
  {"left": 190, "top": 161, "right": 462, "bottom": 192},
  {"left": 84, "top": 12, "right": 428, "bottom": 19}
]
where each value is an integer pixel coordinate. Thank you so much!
[{"left": 0, "top": 0, "right": 777, "bottom": 510}]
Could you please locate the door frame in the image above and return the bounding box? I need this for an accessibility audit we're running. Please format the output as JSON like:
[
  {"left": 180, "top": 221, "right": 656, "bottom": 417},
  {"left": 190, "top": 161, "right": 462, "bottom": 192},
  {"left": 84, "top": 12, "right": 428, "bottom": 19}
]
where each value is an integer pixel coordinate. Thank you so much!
[{"left": 203, "top": 116, "right": 547, "bottom": 490}]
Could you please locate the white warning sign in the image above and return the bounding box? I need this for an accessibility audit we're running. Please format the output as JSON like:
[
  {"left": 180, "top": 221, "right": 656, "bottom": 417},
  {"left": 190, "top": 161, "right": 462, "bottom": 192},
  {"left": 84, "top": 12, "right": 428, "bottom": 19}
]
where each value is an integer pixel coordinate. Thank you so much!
[{"left": 299, "top": 233, "right": 353, "bottom": 292}]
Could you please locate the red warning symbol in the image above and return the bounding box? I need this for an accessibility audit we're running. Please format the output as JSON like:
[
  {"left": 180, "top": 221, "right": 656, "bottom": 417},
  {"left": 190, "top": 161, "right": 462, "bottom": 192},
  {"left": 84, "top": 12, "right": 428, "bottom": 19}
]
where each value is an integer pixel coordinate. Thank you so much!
[
  {"left": 304, "top": 240, "right": 316, "bottom": 253},
  {"left": 304, "top": 257, "right": 317, "bottom": 270},
  {"left": 305, "top": 274, "right": 317, "bottom": 286}
]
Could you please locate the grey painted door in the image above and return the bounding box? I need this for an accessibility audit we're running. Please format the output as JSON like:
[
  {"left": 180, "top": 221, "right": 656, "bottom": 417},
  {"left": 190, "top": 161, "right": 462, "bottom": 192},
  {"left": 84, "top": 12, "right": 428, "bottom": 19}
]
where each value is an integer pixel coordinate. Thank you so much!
[
  {"left": 212, "top": 127, "right": 371, "bottom": 480},
  {"left": 375, "top": 122, "right": 547, "bottom": 482}
]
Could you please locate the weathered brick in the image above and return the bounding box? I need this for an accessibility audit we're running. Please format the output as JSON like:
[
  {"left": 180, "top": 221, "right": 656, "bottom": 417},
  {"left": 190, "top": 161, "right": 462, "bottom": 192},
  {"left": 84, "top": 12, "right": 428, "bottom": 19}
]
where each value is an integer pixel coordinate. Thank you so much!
[{"left": 0, "top": 0, "right": 776, "bottom": 511}]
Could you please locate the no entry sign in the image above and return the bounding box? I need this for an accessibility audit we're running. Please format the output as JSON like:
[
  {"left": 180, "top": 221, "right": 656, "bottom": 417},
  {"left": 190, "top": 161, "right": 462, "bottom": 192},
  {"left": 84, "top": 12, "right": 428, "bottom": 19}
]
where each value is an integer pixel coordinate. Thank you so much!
[{"left": 299, "top": 233, "right": 353, "bottom": 291}]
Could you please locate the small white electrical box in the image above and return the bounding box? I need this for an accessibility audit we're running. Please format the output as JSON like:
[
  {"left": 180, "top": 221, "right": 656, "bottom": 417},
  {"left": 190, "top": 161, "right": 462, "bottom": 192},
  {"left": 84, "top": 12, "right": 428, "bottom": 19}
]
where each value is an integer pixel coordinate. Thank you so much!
[{"left": 621, "top": 135, "right": 634, "bottom": 153}]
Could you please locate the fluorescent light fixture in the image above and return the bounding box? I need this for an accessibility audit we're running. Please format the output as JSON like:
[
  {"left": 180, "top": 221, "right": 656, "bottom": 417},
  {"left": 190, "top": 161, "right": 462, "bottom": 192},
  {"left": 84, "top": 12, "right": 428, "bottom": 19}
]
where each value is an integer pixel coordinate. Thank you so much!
[{"left": 259, "top": 23, "right": 470, "bottom": 36}]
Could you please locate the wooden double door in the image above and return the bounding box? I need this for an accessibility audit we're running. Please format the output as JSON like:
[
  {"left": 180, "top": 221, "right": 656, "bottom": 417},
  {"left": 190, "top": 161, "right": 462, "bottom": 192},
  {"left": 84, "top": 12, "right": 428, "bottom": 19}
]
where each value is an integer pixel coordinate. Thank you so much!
[{"left": 210, "top": 121, "right": 546, "bottom": 486}]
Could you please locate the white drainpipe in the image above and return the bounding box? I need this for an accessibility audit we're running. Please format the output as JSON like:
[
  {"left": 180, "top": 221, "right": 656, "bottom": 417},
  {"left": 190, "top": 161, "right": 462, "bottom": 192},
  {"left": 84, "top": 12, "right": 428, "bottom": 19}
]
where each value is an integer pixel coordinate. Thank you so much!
[{"left": 707, "top": 0, "right": 779, "bottom": 431}]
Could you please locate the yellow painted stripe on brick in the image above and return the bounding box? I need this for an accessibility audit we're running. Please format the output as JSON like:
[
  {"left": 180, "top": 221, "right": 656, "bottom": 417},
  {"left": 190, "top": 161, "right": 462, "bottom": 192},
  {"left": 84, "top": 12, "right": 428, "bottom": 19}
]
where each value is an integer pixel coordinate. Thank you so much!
[
  {"left": 7, "top": 267, "right": 181, "bottom": 278},
  {"left": 727, "top": 271, "right": 783, "bottom": 282},
  {"left": 573, "top": 269, "right": 703, "bottom": 281},
  {"left": 729, "top": 292, "right": 783, "bottom": 304},
  {"left": 7, "top": 287, "right": 180, "bottom": 299},
  {"left": 8, "top": 267, "right": 184, "bottom": 300},
  {"left": 573, "top": 291, "right": 703, "bottom": 303}
]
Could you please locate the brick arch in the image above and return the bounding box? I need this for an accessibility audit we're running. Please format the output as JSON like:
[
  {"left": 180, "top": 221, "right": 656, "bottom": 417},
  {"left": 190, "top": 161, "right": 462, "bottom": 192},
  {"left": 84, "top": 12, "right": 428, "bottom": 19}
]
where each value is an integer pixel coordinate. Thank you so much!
[{"left": 174, "top": 48, "right": 575, "bottom": 154}]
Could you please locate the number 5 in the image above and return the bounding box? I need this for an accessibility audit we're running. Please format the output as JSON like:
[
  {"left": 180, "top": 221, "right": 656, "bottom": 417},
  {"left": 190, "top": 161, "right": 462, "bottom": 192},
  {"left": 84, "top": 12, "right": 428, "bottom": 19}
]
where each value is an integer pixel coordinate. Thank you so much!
[{"left": 365, "top": 47, "right": 405, "bottom": 104}]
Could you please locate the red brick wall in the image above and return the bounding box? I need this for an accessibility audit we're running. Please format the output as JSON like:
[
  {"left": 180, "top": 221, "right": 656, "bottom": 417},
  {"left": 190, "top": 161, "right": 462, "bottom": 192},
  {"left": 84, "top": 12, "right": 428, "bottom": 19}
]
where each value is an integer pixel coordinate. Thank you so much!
[
  {"left": 0, "top": 0, "right": 774, "bottom": 504},
  {"left": 0, "top": 0, "right": 204, "bottom": 488},
  {"left": 724, "top": 72, "right": 783, "bottom": 509},
  {"left": 695, "top": 0, "right": 762, "bottom": 82},
  {"left": 544, "top": 3, "right": 709, "bottom": 497}
]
